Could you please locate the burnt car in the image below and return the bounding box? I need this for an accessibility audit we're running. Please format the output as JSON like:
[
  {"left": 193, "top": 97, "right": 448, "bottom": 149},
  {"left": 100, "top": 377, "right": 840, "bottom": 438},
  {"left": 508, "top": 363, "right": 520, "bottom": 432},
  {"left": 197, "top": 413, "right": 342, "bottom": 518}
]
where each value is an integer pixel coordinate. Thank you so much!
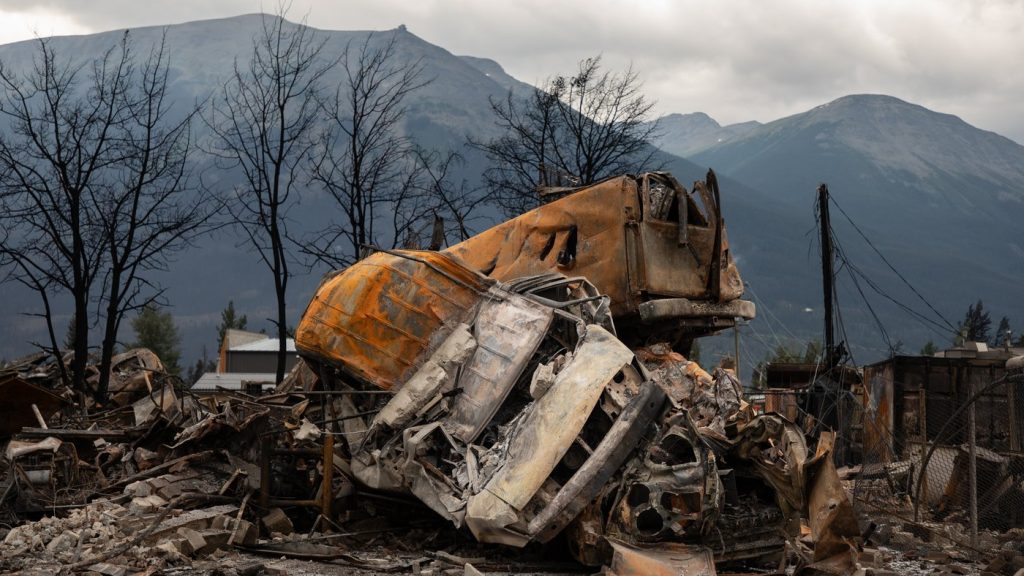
[
  {"left": 297, "top": 249, "right": 661, "bottom": 547},
  {"left": 293, "top": 173, "right": 859, "bottom": 573}
]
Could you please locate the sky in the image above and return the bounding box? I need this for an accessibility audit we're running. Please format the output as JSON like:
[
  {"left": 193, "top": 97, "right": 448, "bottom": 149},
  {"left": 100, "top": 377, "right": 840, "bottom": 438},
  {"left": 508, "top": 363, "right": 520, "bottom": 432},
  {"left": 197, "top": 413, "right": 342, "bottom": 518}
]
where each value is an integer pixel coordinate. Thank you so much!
[{"left": 1, "top": 0, "right": 1023, "bottom": 143}]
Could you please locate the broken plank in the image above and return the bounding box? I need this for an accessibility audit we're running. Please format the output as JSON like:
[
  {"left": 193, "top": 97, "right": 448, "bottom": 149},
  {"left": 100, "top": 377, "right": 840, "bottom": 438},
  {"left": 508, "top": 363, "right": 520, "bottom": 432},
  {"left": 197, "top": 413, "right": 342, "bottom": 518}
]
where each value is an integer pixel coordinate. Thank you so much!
[{"left": 17, "top": 427, "right": 136, "bottom": 441}]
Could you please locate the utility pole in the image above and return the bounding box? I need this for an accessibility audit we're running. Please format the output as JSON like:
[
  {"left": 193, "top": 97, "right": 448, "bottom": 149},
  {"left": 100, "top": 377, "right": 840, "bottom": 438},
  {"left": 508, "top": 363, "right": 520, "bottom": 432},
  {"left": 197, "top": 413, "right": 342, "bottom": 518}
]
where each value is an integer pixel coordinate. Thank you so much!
[{"left": 818, "top": 184, "right": 835, "bottom": 369}]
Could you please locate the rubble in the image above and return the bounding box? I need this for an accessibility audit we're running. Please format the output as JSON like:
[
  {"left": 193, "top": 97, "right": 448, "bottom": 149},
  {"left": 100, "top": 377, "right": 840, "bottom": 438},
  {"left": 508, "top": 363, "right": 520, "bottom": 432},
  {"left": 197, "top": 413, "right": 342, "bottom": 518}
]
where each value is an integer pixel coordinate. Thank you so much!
[{"left": 0, "top": 171, "right": 999, "bottom": 575}]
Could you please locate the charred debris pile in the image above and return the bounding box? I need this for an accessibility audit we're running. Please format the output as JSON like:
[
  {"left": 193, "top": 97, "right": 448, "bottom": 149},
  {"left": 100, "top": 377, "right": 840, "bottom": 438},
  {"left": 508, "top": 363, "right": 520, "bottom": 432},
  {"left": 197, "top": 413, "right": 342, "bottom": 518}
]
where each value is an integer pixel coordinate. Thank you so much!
[{"left": 0, "top": 172, "right": 1000, "bottom": 575}]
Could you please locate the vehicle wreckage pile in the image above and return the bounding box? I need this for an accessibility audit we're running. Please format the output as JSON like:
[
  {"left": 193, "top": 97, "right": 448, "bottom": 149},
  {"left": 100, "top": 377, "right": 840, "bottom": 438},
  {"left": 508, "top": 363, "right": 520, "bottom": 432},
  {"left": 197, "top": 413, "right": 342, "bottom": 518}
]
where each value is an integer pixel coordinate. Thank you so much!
[{"left": 0, "top": 172, "right": 1009, "bottom": 575}]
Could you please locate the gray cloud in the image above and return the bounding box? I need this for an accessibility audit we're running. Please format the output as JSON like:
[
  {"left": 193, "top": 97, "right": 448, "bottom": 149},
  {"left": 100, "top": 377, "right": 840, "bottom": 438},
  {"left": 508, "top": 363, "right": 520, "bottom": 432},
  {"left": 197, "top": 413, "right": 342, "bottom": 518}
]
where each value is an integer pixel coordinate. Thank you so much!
[{"left": 2, "top": 0, "right": 1023, "bottom": 142}]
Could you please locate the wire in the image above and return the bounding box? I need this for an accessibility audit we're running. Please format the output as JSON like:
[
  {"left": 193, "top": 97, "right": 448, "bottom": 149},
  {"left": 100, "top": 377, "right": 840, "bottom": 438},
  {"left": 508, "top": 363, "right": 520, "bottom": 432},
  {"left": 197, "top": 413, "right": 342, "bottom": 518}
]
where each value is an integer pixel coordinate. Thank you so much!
[
  {"left": 835, "top": 244, "right": 894, "bottom": 354},
  {"left": 745, "top": 282, "right": 801, "bottom": 343},
  {"left": 828, "top": 195, "right": 957, "bottom": 333},
  {"left": 837, "top": 247, "right": 955, "bottom": 339}
]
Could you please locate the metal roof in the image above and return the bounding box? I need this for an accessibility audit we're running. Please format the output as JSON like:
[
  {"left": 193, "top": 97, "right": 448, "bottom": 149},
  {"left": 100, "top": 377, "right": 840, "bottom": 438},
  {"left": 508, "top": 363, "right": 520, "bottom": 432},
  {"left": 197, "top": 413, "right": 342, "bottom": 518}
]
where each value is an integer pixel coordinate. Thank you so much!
[
  {"left": 230, "top": 338, "right": 296, "bottom": 353},
  {"left": 192, "top": 372, "right": 277, "bottom": 391}
]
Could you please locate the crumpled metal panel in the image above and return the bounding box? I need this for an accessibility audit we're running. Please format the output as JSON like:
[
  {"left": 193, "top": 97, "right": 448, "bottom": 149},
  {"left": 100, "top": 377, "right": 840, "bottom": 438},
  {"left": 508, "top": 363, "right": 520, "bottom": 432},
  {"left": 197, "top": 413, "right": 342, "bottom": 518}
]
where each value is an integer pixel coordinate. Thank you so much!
[
  {"left": 445, "top": 177, "right": 638, "bottom": 315},
  {"left": 444, "top": 173, "right": 746, "bottom": 322},
  {"left": 375, "top": 324, "right": 477, "bottom": 430},
  {"left": 805, "top": 431, "right": 860, "bottom": 564},
  {"left": 607, "top": 415, "right": 721, "bottom": 544},
  {"left": 443, "top": 289, "right": 553, "bottom": 443},
  {"left": 295, "top": 250, "right": 492, "bottom": 390},
  {"left": 728, "top": 414, "right": 810, "bottom": 515},
  {"left": 465, "top": 325, "right": 635, "bottom": 546},
  {"left": 527, "top": 381, "right": 667, "bottom": 543}
]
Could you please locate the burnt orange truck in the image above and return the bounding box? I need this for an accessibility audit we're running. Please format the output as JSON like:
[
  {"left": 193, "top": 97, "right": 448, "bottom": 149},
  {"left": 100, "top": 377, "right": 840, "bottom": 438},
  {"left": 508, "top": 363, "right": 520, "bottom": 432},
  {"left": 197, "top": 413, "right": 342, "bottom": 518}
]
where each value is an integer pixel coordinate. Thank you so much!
[
  {"left": 443, "top": 171, "right": 755, "bottom": 350},
  {"left": 290, "top": 172, "right": 862, "bottom": 570}
]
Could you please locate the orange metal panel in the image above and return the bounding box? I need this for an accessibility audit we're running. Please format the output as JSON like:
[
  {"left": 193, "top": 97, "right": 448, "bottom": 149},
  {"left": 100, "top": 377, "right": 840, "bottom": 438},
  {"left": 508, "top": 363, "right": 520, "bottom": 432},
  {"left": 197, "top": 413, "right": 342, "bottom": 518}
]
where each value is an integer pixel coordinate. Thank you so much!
[
  {"left": 444, "top": 173, "right": 745, "bottom": 322},
  {"left": 444, "top": 176, "right": 640, "bottom": 317},
  {"left": 295, "top": 250, "right": 492, "bottom": 390}
]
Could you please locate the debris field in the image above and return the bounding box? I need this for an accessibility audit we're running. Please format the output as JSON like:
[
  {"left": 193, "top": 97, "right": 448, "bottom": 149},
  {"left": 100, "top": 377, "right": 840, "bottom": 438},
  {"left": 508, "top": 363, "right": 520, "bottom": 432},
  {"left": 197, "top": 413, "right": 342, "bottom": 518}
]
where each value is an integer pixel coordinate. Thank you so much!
[{"left": 1, "top": 172, "right": 1020, "bottom": 576}]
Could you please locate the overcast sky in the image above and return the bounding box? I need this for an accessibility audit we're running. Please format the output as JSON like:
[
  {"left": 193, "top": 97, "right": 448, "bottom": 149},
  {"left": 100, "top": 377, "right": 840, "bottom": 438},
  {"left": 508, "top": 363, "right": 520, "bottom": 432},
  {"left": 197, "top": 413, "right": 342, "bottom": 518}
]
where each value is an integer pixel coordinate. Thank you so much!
[{"left": 2, "top": 0, "right": 1023, "bottom": 143}]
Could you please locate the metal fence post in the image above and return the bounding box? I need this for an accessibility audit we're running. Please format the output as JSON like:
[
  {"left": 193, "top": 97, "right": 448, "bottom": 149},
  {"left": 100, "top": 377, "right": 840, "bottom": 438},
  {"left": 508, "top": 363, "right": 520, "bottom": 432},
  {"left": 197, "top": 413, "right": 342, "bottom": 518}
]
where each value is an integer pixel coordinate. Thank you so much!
[{"left": 968, "top": 378, "right": 978, "bottom": 548}]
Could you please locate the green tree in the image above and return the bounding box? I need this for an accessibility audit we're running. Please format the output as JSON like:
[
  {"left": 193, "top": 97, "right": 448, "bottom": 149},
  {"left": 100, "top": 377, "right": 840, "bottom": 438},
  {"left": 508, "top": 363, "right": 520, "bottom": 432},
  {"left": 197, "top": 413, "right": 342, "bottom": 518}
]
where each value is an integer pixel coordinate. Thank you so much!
[
  {"left": 994, "top": 316, "right": 1011, "bottom": 346},
  {"left": 132, "top": 304, "right": 181, "bottom": 376},
  {"left": 216, "top": 300, "right": 248, "bottom": 349},
  {"left": 958, "top": 299, "right": 991, "bottom": 344},
  {"left": 920, "top": 340, "right": 938, "bottom": 356},
  {"left": 186, "top": 346, "right": 217, "bottom": 385},
  {"left": 689, "top": 340, "right": 701, "bottom": 365},
  {"left": 63, "top": 314, "right": 76, "bottom": 351}
]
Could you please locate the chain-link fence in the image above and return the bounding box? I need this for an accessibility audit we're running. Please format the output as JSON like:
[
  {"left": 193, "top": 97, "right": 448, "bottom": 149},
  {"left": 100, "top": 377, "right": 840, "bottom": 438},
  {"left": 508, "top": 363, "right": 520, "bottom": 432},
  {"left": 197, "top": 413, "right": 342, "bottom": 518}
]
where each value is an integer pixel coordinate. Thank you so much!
[{"left": 854, "top": 356, "right": 1024, "bottom": 552}]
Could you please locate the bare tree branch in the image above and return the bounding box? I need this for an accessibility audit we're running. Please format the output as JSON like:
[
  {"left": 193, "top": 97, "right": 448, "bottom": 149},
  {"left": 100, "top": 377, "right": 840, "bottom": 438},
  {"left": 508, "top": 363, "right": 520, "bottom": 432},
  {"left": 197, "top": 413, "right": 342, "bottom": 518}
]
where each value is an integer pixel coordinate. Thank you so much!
[
  {"left": 469, "top": 55, "right": 661, "bottom": 218},
  {"left": 205, "top": 11, "right": 335, "bottom": 383},
  {"left": 0, "top": 35, "right": 134, "bottom": 394},
  {"left": 302, "top": 31, "right": 430, "bottom": 269}
]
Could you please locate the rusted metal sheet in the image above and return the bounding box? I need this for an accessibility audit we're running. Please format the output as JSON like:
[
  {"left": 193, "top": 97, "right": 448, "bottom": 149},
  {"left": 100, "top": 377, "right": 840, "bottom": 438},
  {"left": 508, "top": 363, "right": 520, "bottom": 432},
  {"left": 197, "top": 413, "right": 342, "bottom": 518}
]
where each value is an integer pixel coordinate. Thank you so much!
[
  {"left": 295, "top": 250, "right": 492, "bottom": 390},
  {"left": 445, "top": 177, "right": 638, "bottom": 311},
  {"left": 765, "top": 388, "right": 800, "bottom": 423},
  {"left": 443, "top": 173, "right": 752, "bottom": 342},
  {"left": 604, "top": 539, "right": 717, "bottom": 576},
  {"left": 862, "top": 362, "right": 894, "bottom": 463},
  {"left": 804, "top": 431, "right": 859, "bottom": 569}
]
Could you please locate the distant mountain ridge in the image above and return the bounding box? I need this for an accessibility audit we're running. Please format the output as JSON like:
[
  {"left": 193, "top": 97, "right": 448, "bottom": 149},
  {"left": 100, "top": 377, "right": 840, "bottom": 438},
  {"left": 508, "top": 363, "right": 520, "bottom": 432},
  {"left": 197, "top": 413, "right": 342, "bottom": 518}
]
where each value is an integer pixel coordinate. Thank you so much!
[
  {"left": 673, "top": 95, "right": 1024, "bottom": 361},
  {"left": 0, "top": 17, "right": 1019, "bottom": 373},
  {"left": 650, "top": 112, "right": 760, "bottom": 158}
]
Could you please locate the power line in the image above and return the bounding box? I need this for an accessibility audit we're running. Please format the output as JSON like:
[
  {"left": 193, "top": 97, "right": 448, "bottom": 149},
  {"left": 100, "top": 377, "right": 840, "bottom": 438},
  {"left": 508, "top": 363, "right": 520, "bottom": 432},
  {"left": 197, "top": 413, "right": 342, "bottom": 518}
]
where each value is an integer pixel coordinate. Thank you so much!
[
  {"left": 744, "top": 281, "right": 798, "bottom": 347},
  {"left": 828, "top": 195, "right": 957, "bottom": 333}
]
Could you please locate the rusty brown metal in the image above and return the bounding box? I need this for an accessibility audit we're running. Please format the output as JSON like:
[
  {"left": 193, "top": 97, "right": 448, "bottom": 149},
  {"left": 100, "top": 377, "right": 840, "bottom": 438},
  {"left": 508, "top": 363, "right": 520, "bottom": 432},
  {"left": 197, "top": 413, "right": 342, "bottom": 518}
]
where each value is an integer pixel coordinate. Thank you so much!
[
  {"left": 295, "top": 250, "right": 493, "bottom": 390},
  {"left": 604, "top": 539, "right": 717, "bottom": 576},
  {"left": 803, "top": 431, "right": 860, "bottom": 570},
  {"left": 443, "top": 172, "right": 752, "bottom": 344}
]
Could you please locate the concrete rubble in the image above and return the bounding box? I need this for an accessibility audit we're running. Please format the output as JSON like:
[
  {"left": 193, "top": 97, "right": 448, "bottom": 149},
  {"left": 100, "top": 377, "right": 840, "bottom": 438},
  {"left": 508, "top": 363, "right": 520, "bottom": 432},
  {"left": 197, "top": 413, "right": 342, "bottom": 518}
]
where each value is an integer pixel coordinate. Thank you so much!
[{"left": 0, "top": 172, "right": 1012, "bottom": 575}]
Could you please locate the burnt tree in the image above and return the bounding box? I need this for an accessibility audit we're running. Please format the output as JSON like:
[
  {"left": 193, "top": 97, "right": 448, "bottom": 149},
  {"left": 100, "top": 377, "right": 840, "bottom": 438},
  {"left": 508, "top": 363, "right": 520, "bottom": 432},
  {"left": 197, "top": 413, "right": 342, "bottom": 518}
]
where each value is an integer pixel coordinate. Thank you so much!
[
  {"left": 414, "top": 149, "right": 491, "bottom": 245},
  {"left": 207, "top": 13, "right": 334, "bottom": 383},
  {"left": 305, "top": 31, "right": 429, "bottom": 267},
  {"left": 93, "top": 34, "right": 212, "bottom": 400},
  {"left": 471, "top": 56, "right": 660, "bottom": 217},
  {"left": 0, "top": 36, "right": 132, "bottom": 394}
]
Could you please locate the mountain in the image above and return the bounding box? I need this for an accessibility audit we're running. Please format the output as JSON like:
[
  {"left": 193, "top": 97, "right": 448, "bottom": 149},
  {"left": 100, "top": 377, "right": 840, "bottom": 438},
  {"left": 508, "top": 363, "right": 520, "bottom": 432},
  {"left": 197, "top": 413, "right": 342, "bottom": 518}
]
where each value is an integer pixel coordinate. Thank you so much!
[
  {"left": 0, "top": 15, "right": 531, "bottom": 362},
  {"left": 0, "top": 15, "right": 749, "bottom": 365},
  {"left": 650, "top": 112, "right": 760, "bottom": 158},
  {"left": 683, "top": 95, "right": 1024, "bottom": 360},
  {"left": 458, "top": 55, "right": 534, "bottom": 97},
  {"left": 0, "top": 19, "right": 1019, "bottom": 375}
]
